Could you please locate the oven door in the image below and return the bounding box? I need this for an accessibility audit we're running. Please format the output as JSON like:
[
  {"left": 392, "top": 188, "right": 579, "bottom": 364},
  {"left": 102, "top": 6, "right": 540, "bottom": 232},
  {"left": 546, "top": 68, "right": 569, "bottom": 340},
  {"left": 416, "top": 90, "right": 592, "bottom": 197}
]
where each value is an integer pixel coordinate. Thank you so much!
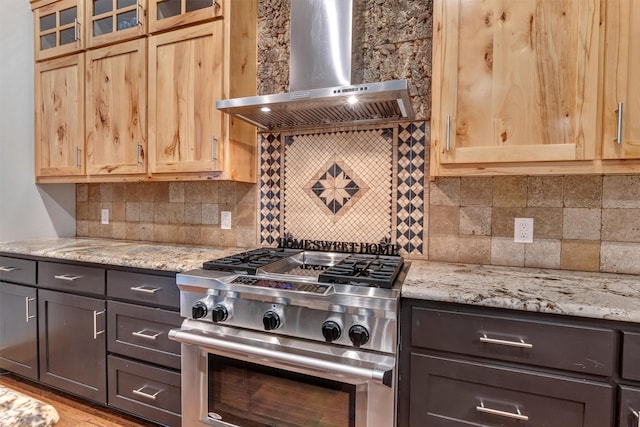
[{"left": 169, "top": 322, "right": 396, "bottom": 427}]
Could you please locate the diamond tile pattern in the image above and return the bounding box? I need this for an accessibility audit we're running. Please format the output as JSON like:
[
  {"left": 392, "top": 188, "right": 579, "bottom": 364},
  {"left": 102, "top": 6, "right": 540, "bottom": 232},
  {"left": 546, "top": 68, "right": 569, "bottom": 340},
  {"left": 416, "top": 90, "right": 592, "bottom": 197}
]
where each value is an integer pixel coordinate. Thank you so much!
[
  {"left": 259, "top": 123, "right": 427, "bottom": 257},
  {"left": 396, "top": 123, "right": 427, "bottom": 255}
]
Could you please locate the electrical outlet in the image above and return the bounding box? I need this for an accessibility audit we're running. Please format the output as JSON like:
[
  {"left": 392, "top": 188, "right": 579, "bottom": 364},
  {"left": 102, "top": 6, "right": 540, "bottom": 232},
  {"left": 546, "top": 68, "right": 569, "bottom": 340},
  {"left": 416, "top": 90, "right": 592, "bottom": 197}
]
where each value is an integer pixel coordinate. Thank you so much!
[
  {"left": 514, "top": 218, "right": 533, "bottom": 243},
  {"left": 101, "top": 209, "right": 109, "bottom": 225},
  {"left": 221, "top": 211, "right": 232, "bottom": 230}
]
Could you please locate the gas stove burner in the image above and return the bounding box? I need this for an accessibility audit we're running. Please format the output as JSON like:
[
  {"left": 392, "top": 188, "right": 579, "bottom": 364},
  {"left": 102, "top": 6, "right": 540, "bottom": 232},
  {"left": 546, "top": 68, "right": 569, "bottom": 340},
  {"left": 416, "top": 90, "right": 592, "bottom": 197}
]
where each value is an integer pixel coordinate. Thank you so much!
[
  {"left": 318, "top": 254, "right": 404, "bottom": 288},
  {"left": 203, "top": 248, "right": 302, "bottom": 274}
]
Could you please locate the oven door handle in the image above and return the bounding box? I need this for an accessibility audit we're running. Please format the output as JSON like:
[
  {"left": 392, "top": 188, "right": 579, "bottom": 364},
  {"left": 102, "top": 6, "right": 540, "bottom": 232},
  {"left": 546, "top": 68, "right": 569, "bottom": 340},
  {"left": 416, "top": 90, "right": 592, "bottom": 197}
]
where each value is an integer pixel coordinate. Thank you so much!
[{"left": 169, "top": 329, "right": 393, "bottom": 387}]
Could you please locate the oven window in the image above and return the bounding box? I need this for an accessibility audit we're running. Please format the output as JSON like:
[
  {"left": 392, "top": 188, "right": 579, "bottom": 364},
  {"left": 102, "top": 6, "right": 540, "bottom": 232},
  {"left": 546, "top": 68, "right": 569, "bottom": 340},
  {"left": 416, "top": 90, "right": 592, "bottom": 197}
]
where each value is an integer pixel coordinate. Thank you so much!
[{"left": 208, "top": 355, "right": 356, "bottom": 427}]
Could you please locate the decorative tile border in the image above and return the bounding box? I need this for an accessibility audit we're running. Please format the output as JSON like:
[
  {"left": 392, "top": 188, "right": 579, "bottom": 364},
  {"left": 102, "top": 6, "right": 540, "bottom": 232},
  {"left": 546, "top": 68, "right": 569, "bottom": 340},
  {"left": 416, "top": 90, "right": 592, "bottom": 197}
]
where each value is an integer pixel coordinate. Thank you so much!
[
  {"left": 259, "top": 134, "right": 282, "bottom": 245},
  {"left": 397, "top": 123, "right": 426, "bottom": 255}
]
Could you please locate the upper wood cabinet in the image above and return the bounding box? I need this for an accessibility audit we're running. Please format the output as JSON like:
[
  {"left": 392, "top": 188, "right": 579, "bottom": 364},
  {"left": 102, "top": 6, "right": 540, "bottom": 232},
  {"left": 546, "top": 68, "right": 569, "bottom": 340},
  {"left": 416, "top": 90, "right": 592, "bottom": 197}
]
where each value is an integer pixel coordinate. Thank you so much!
[
  {"left": 33, "top": 0, "right": 84, "bottom": 61},
  {"left": 30, "top": 0, "right": 257, "bottom": 183},
  {"left": 87, "top": 0, "right": 147, "bottom": 48},
  {"left": 602, "top": 0, "right": 640, "bottom": 160},
  {"left": 148, "top": 22, "right": 224, "bottom": 175},
  {"left": 431, "top": 0, "right": 601, "bottom": 177},
  {"left": 85, "top": 39, "right": 147, "bottom": 177},
  {"left": 35, "top": 53, "right": 85, "bottom": 178},
  {"left": 148, "top": 0, "right": 222, "bottom": 34}
]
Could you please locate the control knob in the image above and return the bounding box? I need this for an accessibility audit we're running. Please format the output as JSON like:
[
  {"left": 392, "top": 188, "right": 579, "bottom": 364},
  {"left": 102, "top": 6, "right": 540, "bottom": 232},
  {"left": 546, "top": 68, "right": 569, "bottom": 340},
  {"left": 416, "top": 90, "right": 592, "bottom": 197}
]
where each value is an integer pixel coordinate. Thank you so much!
[
  {"left": 321, "top": 321, "right": 342, "bottom": 343},
  {"left": 263, "top": 311, "right": 281, "bottom": 330},
  {"left": 211, "top": 304, "right": 229, "bottom": 322},
  {"left": 348, "top": 325, "right": 370, "bottom": 348},
  {"left": 191, "top": 301, "right": 208, "bottom": 320}
]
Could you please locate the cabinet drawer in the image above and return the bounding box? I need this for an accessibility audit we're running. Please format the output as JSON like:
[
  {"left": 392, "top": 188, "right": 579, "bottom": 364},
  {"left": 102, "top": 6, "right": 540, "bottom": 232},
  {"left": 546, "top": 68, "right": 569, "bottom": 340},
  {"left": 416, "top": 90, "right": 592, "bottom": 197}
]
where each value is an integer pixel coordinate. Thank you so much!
[
  {"left": 412, "top": 307, "right": 616, "bottom": 376},
  {"left": 108, "top": 355, "right": 180, "bottom": 427},
  {"left": 619, "top": 386, "right": 640, "bottom": 427},
  {"left": 410, "top": 354, "right": 612, "bottom": 427},
  {"left": 0, "top": 256, "right": 36, "bottom": 285},
  {"left": 107, "top": 270, "right": 178, "bottom": 309},
  {"left": 107, "top": 301, "right": 182, "bottom": 370},
  {"left": 38, "top": 262, "right": 105, "bottom": 296},
  {"left": 621, "top": 332, "right": 640, "bottom": 381}
]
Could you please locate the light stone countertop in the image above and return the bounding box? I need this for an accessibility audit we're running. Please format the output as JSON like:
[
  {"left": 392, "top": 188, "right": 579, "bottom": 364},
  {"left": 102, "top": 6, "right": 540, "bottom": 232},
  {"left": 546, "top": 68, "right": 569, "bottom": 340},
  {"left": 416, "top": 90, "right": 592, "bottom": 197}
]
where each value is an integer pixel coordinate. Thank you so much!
[
  {"left": 403, "top": 260, "right": 640, "bottom": 323},
  {"left": 0, "top": 238, "right": 247, "bottom": 272},
  {"left": 2, "top": 238, "right": 640, "bottom": 323}
]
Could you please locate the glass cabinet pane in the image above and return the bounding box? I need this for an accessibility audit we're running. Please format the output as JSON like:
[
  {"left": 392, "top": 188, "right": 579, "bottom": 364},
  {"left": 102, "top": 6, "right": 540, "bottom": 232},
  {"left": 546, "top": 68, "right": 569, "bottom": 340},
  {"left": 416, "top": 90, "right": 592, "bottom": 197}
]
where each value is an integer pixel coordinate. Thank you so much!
[
  {"left": 117, "top": 0, "right": 136, "bottom": 8},
  {"left": 186, "top": 0, "right": 213, "bottom": 13},
  {"left": 40, "top": 34, "right": 57, "bottom": 51},
  {"left": 60, "top": 27, "right": 77, "bottom": 45},
  {"left": 117, "top": 10, "right": 138, "bottom": 30},
  {"left": 93, "top": 0, "right": 113, "bottom": 16},
  {"left": 59, "top": 7, "right": 77, "bottom": 26},
  {"left": 40, "top": 14, "right": 56, "bottom": 32},
  {"left": 93, "top": 17, "right": 113, "bottom": 36},
  {"left": 157, "top": 0, "right": 181, "bottom": 20}
]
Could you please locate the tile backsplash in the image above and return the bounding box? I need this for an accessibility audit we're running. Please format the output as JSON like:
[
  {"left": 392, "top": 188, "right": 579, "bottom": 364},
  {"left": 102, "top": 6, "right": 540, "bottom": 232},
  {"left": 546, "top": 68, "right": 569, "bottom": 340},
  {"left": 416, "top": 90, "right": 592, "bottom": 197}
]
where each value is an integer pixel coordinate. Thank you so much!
[{"left": 76, "top": 181, "right": 258, "bottom": 247}]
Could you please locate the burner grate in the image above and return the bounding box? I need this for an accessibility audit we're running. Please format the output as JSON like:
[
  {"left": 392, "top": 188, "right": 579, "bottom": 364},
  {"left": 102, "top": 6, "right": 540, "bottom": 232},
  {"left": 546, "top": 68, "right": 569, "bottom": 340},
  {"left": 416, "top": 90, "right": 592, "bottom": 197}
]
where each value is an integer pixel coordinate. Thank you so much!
[
  {"left": 203, "top": 248, "right": 301, "bottom": 274},
  {"left": 318, "top": 254, "right": 404, "bottom": 288}
]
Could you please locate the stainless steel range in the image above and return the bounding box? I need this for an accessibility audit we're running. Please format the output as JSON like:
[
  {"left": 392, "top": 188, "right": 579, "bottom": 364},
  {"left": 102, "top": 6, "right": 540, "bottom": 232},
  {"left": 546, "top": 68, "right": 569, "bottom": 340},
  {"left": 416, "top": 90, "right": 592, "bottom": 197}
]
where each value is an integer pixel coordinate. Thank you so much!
[{"left": 169, "top": 247, "right": 406, "bottom": 427}]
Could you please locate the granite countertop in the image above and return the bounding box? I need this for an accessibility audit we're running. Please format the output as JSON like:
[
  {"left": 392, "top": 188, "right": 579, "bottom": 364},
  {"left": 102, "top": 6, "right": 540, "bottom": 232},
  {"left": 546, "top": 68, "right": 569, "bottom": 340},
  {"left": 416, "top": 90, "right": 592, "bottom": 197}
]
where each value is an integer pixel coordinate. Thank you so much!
[
  {"left": 0, "top": 238, "right": 247, "bottom": 272},
  {"left": 403, "top": 260, "right": 640, "bottom": 323},
  {"left": 2, "top": 238, "right": 640, "bottom": 323}
]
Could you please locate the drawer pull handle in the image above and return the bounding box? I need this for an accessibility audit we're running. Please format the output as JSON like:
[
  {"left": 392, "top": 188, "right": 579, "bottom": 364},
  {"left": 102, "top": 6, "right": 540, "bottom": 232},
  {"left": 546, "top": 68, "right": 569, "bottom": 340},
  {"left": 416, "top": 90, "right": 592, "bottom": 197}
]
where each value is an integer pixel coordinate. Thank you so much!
[
  {"left": 476, "top": 401, "right": 528, "bottom": 421},
  {"left": 25, "top": 297, "right": 36, "bottom": 323},
  {"left": 631, "top": 408, "right": 640, "bottom": 427},
  {"left": 132, "top": 386, "right": 162, "bottom": 401},
  {"left": 0, "top": 266, "right": 18, "bottom": 272},
  {"left": 54, "top": 274, "right": 83, "bottom": 281},
  {"left": 480, "top": 334, "right": 533, "bottom": 349},
  {"left": 132, "top": 329, "right": 161, "bottom": 341},
  {"left": 130, "top": 285, "right": 161, "bottom": 294}
]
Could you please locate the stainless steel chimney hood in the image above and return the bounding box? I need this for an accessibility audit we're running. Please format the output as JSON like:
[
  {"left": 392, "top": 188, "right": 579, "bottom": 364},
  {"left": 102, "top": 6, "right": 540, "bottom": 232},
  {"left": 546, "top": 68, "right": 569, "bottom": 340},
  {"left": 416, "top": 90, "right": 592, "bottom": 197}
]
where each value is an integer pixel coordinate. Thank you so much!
[{"left": 216, "top": 0, "right": 414, "bottom": 131}]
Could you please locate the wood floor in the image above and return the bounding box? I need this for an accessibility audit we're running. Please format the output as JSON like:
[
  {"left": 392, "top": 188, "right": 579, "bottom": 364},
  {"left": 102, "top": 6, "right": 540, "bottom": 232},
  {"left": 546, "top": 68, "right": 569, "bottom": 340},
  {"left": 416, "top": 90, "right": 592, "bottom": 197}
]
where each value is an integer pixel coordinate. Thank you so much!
[{"left": 0, "top": 372, "right": 159, "bottom": 427}]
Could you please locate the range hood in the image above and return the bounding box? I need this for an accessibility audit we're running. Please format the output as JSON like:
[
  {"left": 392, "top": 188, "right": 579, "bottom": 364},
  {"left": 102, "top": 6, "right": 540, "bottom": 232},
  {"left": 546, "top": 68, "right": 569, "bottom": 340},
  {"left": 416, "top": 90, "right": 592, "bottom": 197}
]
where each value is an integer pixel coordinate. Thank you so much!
[{"left": 216, "top": 0, "right": 414, "bottom": 131}]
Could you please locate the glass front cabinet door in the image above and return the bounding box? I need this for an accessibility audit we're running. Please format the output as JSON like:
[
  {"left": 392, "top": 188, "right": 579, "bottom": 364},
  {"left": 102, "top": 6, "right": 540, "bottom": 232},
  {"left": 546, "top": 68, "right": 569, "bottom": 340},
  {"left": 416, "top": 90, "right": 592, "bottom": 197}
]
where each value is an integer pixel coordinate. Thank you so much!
[
  {"left": 33, "top": 0, "right": 84, "bottom": 61},
  {"left": 148, "top": 0, "right": 222, "bottom": 33},
  {"left": 88, "top": 0, "right": 147, "bottom": 48}
]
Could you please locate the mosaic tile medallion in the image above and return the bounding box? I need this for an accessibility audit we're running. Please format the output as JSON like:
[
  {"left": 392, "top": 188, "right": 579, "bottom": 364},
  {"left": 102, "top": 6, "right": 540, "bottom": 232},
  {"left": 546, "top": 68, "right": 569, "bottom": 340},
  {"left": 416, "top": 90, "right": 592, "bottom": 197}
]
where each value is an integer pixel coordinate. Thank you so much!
[{"left": 284, "top": 129, "right": 394, "bottom": 244}]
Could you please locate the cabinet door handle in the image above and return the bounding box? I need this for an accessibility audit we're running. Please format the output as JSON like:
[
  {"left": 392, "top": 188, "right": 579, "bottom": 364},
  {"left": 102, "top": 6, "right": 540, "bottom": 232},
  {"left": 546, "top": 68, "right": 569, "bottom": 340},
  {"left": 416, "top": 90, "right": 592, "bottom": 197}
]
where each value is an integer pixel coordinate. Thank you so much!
[
  {"left": 631, "top": 408, "right": 640, "bottom": 427},
  {"left": 54, "top": 274, "right": 83, "bottom": 281},
  {"left": 25, "top": 297, "right": 37, "bottom": 323},
  {"left": 132, "top": 329, "right": 161, "bottom": 341},
  {"left": 130, "top": 285, "right": 161, "bottom": 294},
  {"left": 445, "top": 115, "right": 451, "bottom": 151},
  {"left": 75, "top": 146, "right": 82, "bottom": 168},
  {"left": 0, "top": 266, "right": 18, "bottom": 272},
  {"left": 132, "top": 385, "right": 162, "bottom": 400},
  {"left": 480, "top": 334, "right": 533, "bottom": 349},
  {"left": 476, "top": 401, "right": 528, "bottom": 421},
  {"left": 615, "top": 102, "right": 624, "bottom": 145},
  {"left": 74, "top": 18, "right": 80, "bottom": 42},
  {"left": 135, "top": 142, "right": 143, "bottom": 165},
  {"left": 211, "top": 135, "right": 218, "bottom": 161},
  {"left": 93, "top": 310, "right": 106, "bottom": 339},
  {"left": 136, "top": 3, "right": 143, "bottom": 25}
]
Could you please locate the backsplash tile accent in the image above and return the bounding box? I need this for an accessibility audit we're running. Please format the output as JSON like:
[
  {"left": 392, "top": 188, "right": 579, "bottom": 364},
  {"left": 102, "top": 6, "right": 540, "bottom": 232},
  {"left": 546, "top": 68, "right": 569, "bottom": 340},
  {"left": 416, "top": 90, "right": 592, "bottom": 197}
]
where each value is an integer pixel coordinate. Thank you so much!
[
  {"left": 260, "top": 134, "right": 282, "bottom": 246},
  {"left": 397, "top": 123, "right": 427, "bottom": 255},
  {"left": 258, "top": 124, "right": 428, "bottom": 257}
]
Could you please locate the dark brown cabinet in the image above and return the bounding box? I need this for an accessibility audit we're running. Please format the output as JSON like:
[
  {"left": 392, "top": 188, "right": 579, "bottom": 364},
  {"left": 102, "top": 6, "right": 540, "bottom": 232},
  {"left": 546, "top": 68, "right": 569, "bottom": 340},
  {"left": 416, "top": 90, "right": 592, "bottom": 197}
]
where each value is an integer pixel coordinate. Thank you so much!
[
  {"left": 399, "top": 300, "right": 617, "bottom": 427},
  {"left": 38, "top": 288, "right": 107, "bottom": 404},
  {"left": 0, "top": 256, "right": 38, "bottom": 380},
  {"left": 106, "top": 269, "right": 181, "bottom": 427}
]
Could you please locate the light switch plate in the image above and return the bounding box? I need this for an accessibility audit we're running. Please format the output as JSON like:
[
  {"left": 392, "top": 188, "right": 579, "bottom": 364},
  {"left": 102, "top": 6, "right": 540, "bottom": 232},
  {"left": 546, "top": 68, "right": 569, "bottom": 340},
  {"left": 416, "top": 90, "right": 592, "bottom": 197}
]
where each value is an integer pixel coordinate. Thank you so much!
[{"left": 221, "top": 211, "right": 232, "bottom": 230}]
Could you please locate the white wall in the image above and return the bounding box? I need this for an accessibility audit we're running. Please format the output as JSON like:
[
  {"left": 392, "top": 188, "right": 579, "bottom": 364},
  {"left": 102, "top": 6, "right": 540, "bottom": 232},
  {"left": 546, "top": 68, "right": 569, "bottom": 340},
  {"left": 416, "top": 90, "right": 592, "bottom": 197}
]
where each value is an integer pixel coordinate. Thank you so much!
[{"left": 0, "top": 0, "right": 76, "bottom": 242}]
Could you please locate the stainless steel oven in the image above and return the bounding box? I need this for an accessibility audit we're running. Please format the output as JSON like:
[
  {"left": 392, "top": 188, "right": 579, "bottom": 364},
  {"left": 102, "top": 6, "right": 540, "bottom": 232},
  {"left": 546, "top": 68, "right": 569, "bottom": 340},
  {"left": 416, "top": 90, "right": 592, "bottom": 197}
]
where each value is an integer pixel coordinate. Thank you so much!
[{"left": 169, "top": 249, "right": 404, "bottom": 427}]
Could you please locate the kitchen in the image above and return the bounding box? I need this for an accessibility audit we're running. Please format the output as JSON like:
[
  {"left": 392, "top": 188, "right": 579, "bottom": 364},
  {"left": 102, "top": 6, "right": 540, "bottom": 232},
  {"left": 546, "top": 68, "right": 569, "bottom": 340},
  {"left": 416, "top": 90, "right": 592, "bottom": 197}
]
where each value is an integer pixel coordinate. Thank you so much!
[{"left": 2, "top": 0, "right": 640, "bottom": 426}]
